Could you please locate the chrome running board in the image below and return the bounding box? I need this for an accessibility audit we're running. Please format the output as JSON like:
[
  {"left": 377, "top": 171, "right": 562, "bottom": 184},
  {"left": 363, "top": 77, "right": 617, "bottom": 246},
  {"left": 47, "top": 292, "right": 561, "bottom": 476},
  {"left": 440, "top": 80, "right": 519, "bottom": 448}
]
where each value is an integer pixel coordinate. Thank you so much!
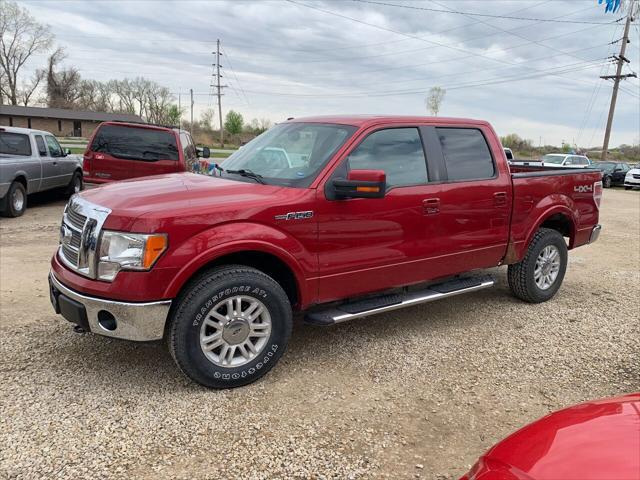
[{"left": 305, "top": 275, "right": 494, "bottom": 326}]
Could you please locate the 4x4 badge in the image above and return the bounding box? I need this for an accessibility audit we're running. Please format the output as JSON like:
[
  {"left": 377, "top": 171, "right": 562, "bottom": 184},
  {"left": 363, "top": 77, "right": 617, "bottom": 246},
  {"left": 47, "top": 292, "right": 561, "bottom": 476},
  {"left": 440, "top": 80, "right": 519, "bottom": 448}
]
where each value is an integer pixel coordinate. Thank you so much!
[{"left": 274, "top": 211, "right": 314, "bottom": 221}]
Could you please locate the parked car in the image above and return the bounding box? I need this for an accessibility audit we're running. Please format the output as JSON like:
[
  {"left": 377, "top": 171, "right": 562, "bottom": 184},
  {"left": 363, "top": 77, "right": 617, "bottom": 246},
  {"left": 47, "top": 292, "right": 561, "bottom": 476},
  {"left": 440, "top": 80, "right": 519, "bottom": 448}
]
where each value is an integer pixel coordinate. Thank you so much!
[
  {"left": 0, "top": 126, "right": 82, "bottom": 217},
  {"left": 49, "top": 115, "right": 602, "bottom": 388},
  {"left": 540, "top": 153, "right": 592, "bottom": 168},
  {"left": 82, "top": 121, "right": 210, "bottom": 184},
  {"left": 593, "top": 161, "right": 631, "bottom": 188},
  {"left": 503, "top": 147, "right": 514, "bottom": 161},
  {"left": 460, "top": 392, "right": 640, "bottom": 480},
  {"left": 624, "top": 166, "right": 640, "bottom": 190}
]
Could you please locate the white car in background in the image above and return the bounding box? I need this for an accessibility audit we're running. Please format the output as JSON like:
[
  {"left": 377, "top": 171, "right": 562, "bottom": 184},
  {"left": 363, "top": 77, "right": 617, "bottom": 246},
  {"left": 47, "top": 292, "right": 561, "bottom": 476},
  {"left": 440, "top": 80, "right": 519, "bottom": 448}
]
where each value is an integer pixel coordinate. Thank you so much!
[
  {"left": 624, "top": 166, "right": 640, "bottom": 190},
  {"left": 541, "top": 153, "right": 592, "bottom": 168}
]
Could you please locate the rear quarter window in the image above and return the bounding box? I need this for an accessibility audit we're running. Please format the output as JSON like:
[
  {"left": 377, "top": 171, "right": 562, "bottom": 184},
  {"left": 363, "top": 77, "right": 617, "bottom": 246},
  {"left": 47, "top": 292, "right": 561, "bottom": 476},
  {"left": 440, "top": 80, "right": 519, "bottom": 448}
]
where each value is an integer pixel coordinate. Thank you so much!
[
  {"left": 436, "top": 128, "right": 495, "bottom": 181},
  {"left": 90, "top": 124, "right": 179, "bottom": 161},
  {"left": 0, "top": 132, "right": 32, "bottom": 156}
]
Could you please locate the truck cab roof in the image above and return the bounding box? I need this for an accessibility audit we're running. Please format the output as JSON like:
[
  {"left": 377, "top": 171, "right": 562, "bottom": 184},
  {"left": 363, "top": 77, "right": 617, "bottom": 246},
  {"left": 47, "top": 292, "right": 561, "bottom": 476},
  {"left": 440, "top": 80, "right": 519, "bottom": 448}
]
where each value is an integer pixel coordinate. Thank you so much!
[{"left": 286, "top": 115, "right": 489, "bottom": 128}]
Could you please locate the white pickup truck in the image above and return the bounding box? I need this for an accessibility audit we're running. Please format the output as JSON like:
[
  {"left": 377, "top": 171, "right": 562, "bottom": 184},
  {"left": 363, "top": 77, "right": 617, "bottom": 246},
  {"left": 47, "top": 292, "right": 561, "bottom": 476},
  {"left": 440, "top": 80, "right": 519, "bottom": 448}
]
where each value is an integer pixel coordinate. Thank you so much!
[{"left": 0, "top": 126, "right": 83, "bottom": 217}]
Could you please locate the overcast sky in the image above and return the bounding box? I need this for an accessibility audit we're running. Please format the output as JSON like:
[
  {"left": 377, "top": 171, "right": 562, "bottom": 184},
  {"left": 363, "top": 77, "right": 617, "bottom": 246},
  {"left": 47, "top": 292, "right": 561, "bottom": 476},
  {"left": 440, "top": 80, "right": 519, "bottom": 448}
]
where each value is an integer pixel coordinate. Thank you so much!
[{"left": 19, "top": 0, "right": 640, "bottom": 147}]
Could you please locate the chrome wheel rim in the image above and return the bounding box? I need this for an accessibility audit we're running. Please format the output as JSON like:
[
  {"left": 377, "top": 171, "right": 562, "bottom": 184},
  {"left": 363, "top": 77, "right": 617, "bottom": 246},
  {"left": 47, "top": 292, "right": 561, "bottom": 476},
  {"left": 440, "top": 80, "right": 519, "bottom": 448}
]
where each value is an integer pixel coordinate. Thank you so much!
[
  {"left": 534, "top": 245, "right": 561, "bottom": 290},
  {"left": 12, "top": 188, "right": 24, "bottom": 211},
  {"left": 199, "top": 295, "right": 272, "bottom": 368}
]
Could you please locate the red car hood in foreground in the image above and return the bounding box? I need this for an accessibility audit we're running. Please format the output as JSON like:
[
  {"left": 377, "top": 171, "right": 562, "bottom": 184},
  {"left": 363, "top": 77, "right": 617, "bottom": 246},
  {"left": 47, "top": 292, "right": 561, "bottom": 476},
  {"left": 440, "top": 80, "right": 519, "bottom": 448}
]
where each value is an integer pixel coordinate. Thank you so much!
[{"left": 462, "top": 393, "right": 640, "bottom": 480}]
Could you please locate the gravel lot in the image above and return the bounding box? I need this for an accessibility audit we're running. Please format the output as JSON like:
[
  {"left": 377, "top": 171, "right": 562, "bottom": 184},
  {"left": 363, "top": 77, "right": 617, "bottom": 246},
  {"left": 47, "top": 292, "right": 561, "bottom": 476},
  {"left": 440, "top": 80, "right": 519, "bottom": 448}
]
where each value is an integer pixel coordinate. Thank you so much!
[{"left": 1, "top": 188, "right": 638, "bottom": 479}]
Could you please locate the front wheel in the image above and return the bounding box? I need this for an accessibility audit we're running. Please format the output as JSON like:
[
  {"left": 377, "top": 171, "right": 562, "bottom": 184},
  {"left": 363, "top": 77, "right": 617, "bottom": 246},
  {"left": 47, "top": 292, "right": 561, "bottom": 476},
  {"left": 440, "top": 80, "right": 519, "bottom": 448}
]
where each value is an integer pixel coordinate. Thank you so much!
[
  {"left": 66, "top": 171, "right": 83, "bottom": 196},
  {"left": 508, "top": 228, "right": 568, "bottom": 303},
  {"left": 625, "top": 186, "right": 632, "bottom": 190},
  {"left": 603, "top": 176, "right": 612, "bottom": 188},
  {"left": 168, "top": 265, "right": 292, "bottom": 388}
]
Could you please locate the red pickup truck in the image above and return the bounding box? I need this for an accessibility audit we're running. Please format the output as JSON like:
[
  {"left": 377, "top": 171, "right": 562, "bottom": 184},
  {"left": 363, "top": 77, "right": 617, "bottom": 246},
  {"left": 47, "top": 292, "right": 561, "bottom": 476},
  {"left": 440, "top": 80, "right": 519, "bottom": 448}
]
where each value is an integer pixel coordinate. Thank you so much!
[
  {"left": 49, "top": 116, "right": 602, "bottom": 388},
  {"left": 82, "top": 121, "right": 210, "bottom": 183}
]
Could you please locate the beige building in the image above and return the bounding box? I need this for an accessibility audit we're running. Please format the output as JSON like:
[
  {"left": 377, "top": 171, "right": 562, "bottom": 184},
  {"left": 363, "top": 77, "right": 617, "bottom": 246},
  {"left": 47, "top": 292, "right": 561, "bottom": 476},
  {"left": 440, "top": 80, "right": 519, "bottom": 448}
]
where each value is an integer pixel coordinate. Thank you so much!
[{"left": 0, "top": 105, "right": 143, "bottom": 138}]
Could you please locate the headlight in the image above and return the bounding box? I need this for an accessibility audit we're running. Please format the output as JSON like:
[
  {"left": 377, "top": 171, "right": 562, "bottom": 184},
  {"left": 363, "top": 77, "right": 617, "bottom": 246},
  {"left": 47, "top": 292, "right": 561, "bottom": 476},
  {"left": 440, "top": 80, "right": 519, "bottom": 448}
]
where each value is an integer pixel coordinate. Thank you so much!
[{"left": 97, "top": 231, "right": 167, "bottom": 281}]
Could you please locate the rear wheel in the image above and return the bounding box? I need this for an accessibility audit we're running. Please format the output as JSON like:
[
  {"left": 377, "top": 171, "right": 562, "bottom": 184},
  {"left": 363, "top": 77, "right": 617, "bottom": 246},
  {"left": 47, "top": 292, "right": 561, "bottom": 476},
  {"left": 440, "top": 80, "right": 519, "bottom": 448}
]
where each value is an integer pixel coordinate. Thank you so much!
[
  {"left": 0, "top": 181, "right": 27, "bottom": 218},
  {"left": 508, "top": 228, "right": 568, "bottom": 303},
  {"left": 603, "top": 176, "right": 612, "bottom": 188},
  {"left": 168, "top": 265, "right": 292, "bottom": 388}
]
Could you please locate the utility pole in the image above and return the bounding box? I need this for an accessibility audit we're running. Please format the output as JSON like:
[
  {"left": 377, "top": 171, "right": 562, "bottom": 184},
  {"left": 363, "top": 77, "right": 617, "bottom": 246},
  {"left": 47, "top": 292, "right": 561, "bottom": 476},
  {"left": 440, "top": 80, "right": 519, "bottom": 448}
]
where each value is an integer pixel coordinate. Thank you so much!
[
  {"left": 190, "top": 88, "right": 194, "bottom": 135},
  {"left": 601, "top": 1, "right": 637, "bottom": 160},
  {"left": 213, "top": 39, "right": 227, "bottom": 148}
]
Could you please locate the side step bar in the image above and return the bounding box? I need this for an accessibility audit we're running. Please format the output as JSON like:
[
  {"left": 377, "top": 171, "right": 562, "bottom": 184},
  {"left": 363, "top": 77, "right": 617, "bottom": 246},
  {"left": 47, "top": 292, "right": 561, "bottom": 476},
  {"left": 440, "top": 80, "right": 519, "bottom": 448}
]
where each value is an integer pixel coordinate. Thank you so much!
[{"left": 305, "top": 275, "right": 494, "bottom": 326}]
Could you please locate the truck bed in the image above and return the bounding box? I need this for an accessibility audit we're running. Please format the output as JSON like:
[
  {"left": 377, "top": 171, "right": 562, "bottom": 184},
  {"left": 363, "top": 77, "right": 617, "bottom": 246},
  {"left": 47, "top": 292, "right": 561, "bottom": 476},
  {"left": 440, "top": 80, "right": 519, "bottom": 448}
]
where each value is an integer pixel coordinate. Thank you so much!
[{"left": 508, "top": 164, "right": 602, "bottom": 261}]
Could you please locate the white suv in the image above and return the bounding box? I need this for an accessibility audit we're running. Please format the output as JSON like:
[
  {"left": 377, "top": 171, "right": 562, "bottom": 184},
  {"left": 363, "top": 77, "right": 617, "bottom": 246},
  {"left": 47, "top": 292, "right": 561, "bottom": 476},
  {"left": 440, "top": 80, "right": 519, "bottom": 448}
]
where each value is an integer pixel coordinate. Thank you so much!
[
  {"left": 624, "top": 166, "right": 640, "bottom": 190},
  {"left": 541, "top": 154, "right": 592, "bottom": 168}
]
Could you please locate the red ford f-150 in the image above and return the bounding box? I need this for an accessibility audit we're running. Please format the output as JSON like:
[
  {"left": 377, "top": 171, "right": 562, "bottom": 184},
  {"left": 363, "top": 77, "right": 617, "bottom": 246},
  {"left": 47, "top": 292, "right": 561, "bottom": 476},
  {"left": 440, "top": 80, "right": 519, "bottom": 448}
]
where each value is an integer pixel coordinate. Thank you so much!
[{"left": 49, "top": 116, "right": 603, "bottom": 388}]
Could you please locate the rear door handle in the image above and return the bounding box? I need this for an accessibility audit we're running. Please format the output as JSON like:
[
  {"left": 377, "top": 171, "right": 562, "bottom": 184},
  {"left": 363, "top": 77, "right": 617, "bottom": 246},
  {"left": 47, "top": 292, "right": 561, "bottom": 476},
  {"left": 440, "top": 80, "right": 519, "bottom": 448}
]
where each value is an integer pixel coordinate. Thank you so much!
[
  {"left": 423, "top": 198, "right": 440, "bottom": 215},
  {"left": 494, "top": 192, "right": 507, "bottom": 206}
]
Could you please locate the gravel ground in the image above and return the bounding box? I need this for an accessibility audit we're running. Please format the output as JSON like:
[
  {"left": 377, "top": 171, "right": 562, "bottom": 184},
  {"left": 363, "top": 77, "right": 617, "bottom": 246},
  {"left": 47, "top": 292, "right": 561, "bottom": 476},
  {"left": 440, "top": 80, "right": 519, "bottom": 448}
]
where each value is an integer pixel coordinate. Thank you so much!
[{"left": 1, "top": 188, "right": 639, "bottom": 479}]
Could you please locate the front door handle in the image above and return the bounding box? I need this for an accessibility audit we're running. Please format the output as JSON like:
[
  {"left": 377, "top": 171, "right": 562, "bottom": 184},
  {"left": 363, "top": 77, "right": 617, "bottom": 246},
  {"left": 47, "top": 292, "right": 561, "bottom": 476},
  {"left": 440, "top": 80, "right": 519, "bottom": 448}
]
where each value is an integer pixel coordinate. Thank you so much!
[
  {"left": 423, "top": 198, "right": 440, "bottom": 215},
  {"left": 494, "top": 192, "right": 507, "bottom": 206},
  {"left": 52, "top": 161, "right": 58, "bottom": 166}
]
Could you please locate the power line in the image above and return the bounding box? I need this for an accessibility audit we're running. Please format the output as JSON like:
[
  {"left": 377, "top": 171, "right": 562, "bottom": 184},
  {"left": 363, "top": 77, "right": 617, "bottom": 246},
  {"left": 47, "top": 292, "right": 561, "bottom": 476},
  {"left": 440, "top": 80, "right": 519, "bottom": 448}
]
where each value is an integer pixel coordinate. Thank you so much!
[
  {"left": 221, "top": 45, "right": 251, "bottom": 107},
  {"left": 349, "top": 0, "right": 624, "bottom": 25}
]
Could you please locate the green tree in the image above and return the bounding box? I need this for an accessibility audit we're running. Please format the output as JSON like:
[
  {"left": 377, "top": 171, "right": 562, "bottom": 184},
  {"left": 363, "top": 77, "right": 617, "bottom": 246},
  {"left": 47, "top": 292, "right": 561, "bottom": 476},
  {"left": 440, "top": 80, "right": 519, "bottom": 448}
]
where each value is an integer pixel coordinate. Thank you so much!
[
  {"left": 224, "top": 110, "right": 244, "bottom": 136},
  {"left": 165, "top": 104, "right": 182, "bottom": 127}
]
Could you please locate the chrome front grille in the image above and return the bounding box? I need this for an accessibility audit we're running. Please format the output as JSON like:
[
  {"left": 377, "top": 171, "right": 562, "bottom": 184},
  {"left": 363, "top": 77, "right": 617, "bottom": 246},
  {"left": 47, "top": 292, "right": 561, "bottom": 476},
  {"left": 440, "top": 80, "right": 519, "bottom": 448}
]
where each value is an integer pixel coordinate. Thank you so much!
[
  {"left": 58, "top": 195, "right": 111, "bottom": 278},
  {"left": 633, "top": 174, "right": 640, "bottom": 180}
]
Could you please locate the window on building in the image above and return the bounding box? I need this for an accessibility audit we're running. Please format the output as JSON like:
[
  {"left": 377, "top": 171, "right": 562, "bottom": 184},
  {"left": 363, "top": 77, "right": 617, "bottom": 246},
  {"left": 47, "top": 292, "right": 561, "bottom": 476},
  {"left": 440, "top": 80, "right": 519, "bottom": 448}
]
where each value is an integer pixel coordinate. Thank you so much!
[
  {"left": 436, "top": 128, "right": 495, "bottom": 182},
  {"left": 58, "top": 120, "right": 62, "bottom": 132},
  {"left": 8, "top": 117, "right": 13, "bottom": 127},
  {"left": 27, "top": 118, "right": 32, "bottom": 129},
  {"left": 347, "top": 128, "right": 428, "bottom": 188}
]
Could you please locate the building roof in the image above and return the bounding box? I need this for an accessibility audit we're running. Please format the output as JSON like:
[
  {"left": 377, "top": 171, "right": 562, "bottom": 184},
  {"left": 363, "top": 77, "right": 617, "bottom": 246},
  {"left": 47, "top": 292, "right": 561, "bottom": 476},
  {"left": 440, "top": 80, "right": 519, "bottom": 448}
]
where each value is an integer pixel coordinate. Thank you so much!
[{"left": 0, "top": 105, "right": 144, "bottom": 123}]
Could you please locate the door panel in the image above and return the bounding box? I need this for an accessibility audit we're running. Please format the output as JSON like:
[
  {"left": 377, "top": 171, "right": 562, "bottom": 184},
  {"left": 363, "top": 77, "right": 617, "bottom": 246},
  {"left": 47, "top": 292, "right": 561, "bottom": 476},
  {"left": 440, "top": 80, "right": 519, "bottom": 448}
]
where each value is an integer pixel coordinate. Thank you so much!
[
  {"left": 432, "top": 126, "right": 511, "bottom": 269},
  {"left": 38, "top": 135, "right": 59, "bottom": 190}
]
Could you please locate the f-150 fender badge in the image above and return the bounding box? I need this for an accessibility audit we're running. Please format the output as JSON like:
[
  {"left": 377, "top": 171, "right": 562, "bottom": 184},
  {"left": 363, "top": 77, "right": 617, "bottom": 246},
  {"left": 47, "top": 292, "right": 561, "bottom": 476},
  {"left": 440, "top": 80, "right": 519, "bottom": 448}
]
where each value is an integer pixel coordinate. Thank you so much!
[
  {"left": 274, "top": 211, "right": 314, "bottom": 221},
  {"left": 574, "top": 185, "right": 593, "bottom": 193}
]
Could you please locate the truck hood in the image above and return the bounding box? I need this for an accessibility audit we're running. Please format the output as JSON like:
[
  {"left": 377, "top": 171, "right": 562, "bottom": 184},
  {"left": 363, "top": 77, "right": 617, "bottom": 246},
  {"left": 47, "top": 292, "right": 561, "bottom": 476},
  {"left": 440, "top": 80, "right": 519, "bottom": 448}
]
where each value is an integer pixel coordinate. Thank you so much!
[{"left": 79, "top": 172, "right": 288, "bottom": 227}]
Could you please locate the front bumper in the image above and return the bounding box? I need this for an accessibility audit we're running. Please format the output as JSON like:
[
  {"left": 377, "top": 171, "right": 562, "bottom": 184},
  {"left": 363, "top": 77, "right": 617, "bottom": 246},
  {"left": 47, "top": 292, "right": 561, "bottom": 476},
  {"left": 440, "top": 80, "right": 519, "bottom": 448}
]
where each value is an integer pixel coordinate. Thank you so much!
[
  {"left": 49, "top": 271, "right": 171, "bottom": 341},
  {"left": 624, "top": 179, "right": 640, "bottom": 187},
  {"left": 589, "top": 224, "right": 602, "bottom": 244}
]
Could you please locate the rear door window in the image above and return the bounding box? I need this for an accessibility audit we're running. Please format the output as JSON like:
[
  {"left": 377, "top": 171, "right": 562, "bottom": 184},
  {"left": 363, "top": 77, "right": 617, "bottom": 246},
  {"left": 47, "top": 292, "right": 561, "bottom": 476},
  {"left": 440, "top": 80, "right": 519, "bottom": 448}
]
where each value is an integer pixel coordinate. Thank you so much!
[
  {"left": 90, "top": 125, "right": 179, "bottom": 161},
  {"left": 436, "top": 128, "right": 495, "bottom": 181},
  {"left": 347, "top": 128, "right": 428, "bottom": 188},
  {"left": 0, "top": 132, "right": 32, "bottom": 156},
  {"left": 35, "top": 135, "right": 47, "bottom": 156}
]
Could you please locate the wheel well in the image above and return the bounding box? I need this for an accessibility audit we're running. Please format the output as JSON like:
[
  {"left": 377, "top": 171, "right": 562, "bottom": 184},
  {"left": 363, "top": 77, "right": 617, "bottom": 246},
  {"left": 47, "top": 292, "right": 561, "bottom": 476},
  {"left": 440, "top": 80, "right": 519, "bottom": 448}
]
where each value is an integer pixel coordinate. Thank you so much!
[
  {"left": 187, "top": 251, "right": 299, "bottom": 307},
  {"left": 14, "top": 175, "right": 27, "bottom": 189},
  {"left": 540, "top": 213, "right": 574, "bottom": 240}
]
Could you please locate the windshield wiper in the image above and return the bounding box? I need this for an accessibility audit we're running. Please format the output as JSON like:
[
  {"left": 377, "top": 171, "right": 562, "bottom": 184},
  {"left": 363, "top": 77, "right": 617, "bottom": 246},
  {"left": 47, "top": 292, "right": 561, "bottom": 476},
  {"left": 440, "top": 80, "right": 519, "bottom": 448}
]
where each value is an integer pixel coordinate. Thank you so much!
[{"left": 223, "top": 168, "right": 266, "bottom": 184}]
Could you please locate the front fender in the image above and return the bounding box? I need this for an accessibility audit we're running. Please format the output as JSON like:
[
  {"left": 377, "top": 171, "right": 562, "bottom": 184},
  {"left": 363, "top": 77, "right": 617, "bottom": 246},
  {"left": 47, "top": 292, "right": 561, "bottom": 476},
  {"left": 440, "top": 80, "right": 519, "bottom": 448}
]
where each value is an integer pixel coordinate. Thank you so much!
[{"left": 161, "top": 221, "right": 315, "bottom": 307}]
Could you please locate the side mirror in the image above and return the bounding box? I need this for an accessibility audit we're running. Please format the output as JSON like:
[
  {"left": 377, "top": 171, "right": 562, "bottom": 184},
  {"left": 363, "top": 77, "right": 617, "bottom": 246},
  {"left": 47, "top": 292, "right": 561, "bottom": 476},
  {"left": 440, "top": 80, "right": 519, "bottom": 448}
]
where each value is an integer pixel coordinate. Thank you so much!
[
  {"left": 63, "top": 148, "right": 71, "bottom": 156},
  {"left": 332, "top": 169, "right": 386, "bottom": 199},
  {"left": 614, "top": 167, "right": 622, "bottom": 172},
  {"left": 197, "top": 146, "right": 210, "bottom": 158}
]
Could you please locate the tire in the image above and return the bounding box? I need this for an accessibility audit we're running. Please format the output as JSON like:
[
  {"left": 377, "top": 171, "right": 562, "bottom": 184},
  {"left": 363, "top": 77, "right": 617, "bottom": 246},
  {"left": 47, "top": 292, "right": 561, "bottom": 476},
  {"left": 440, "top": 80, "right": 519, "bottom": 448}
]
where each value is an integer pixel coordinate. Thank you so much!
[
  {"left": 168, "top": 265, "right": 293, "bottom": 388},
  {"left": 508, "top": 228, "right": 568, "bottom": 303},
  {"left": 0, "top": 181, "right": 27, "bottom": 218},
  {"left": 66, "top": 171, "right": 83, "bottom": 196},
  {"left": 625, "top": 186, "right": 632, "bottom": 190},
  {"left": 603, "top": 176, "right": 612, "bottom": 188}
]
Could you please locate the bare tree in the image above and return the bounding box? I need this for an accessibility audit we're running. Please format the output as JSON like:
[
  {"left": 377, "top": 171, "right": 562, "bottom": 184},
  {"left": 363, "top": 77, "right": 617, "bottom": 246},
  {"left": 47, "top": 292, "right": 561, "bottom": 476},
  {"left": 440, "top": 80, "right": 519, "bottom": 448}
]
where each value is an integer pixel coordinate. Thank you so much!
[
  {"left": 0, "top": 0, "right": 53, "bottom": 105},
  {"left": 426, "top": 86, "right": 446, "bottom": 116},
  {"left": 46, "top": 48, "right": 83, "bottom": 108}
]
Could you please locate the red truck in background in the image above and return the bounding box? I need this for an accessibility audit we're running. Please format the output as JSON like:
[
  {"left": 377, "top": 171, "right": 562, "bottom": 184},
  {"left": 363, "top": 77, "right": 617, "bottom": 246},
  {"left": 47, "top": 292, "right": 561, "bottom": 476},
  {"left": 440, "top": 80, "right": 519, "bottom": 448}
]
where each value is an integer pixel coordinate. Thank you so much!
[
  {"left": 49, "top": 115, "right": 603, "bottom": 388},
  {"left": 82, "top": 121, "right": 210, "bottom": 183}
]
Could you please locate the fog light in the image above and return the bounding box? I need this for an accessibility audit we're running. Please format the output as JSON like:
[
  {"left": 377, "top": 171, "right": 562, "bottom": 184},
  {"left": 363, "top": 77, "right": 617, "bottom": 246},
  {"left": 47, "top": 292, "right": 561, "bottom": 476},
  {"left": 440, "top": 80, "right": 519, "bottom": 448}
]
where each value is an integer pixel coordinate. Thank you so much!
[{"left": 97, "top": 310, "right": 117, "bottom": 331}]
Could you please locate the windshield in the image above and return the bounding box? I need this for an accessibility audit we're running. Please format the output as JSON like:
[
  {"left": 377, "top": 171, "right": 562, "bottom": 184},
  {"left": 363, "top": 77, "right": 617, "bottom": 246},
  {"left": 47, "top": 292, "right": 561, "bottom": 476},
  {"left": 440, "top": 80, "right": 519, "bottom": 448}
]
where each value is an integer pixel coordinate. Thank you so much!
[
  {"left": 220, "top": 122, "right": 357, "bottom": 187},
  {"left": 90, "top": 124, "right": 179, "bottom": 161},
  {"left": 0, "top": 132, "right": 32, "bottom": 156},
  {"left": 595, "top": 162, "right": 616, "bottom": 172},
  {"left": 541, "top": 154, "right": 566, "bottom": 165}
]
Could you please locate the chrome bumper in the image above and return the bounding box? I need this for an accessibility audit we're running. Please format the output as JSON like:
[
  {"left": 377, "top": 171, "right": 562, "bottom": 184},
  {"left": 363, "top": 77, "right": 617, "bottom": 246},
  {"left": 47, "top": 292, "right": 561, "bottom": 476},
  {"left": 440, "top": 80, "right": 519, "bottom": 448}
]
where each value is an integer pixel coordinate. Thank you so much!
[
  {"left": 589, "top": 224, "right": 602, "bottom": 244},
  {"left": 49, "top": 272, "right": 171, "bottom": 341}
]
